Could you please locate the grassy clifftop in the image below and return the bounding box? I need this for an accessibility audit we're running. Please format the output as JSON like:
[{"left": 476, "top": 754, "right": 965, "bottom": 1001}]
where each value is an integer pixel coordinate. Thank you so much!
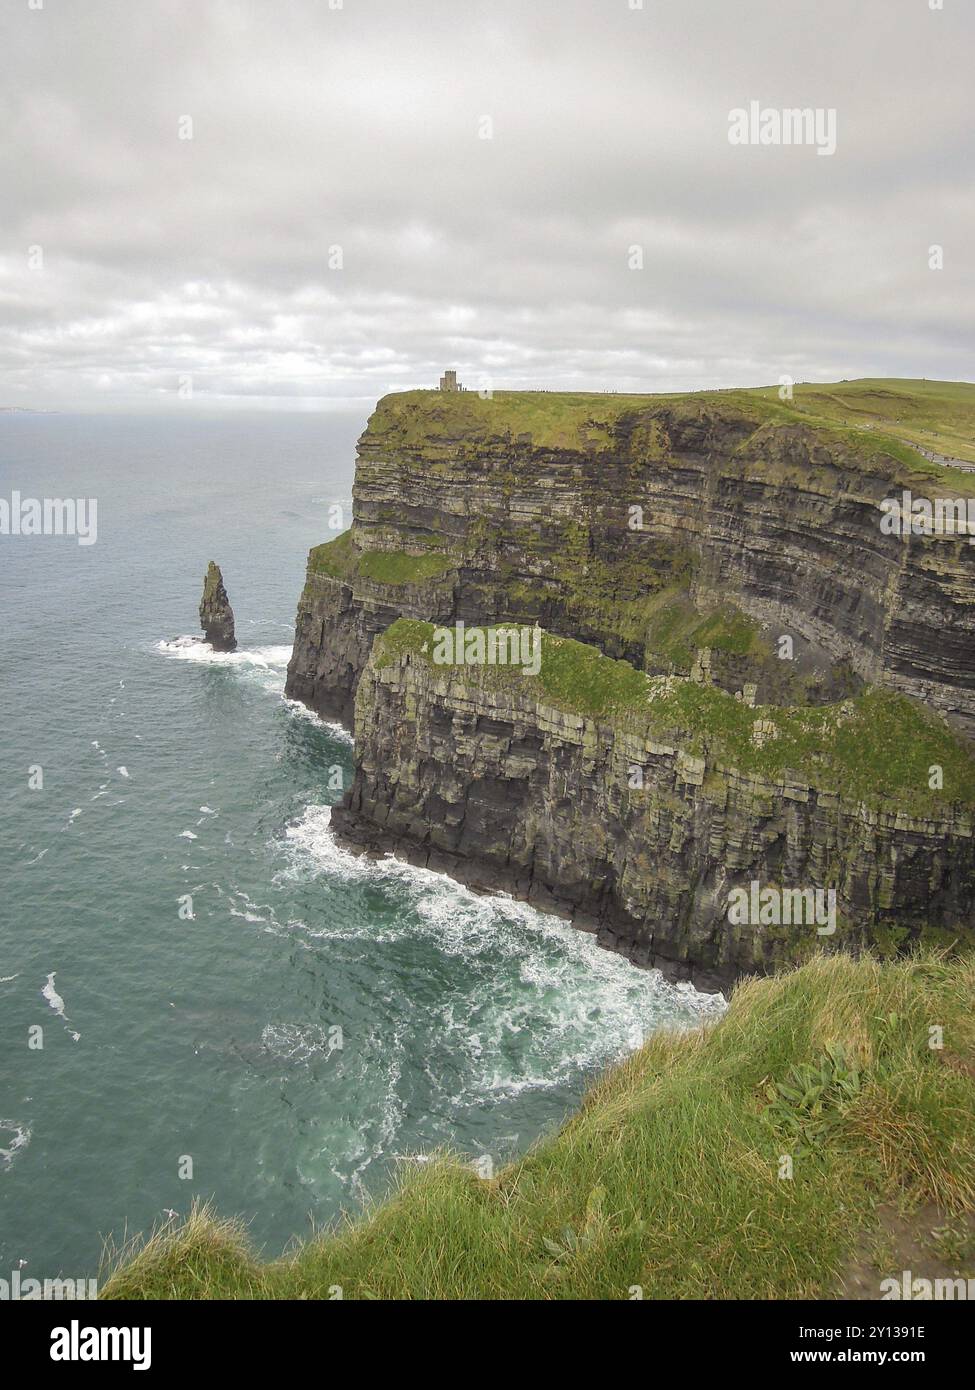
[
  {"left": 100, "top": 953, "right": 975, "bottom": 1300},
  {"left": 365, "top": 378, "right": 975, "bottom": 485}
]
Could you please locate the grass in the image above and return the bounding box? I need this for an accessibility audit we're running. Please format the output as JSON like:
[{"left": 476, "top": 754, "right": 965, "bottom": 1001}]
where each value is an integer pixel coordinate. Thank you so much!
[
  {"left": 771, "top": 379, "right": 975, "bottom": 469},
  {"left": 99, "top": 952, "right": 975, "bottom": 1300},
  {"left": 374, "top": 619, "right": 651, "bottom": 719},
  {"left": 640, "top": 591, "right": 767, "bottom": 669},
  {"left": 308, "top": 530, "right": 453, "bottom": 586},
  {"left": 356, "top": 550, "right": 453, "bottom": 585},
  {"left": 374, "top": 620, "right": 975, "bottom": 811}
]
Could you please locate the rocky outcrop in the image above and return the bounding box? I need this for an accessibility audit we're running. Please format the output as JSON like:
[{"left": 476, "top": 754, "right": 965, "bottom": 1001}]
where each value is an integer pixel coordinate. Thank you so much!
[
  {"left": 200, "top": 561, "right": 236, "bottom": 651},
  {"left": 286, "top": 568, "right": 453, "bottom": 725},
  {"left": 331, "top": 632, "right": 975, "bottom": 992},
  {"left": 286, "top": 392, "right": 975, "bottom": 734}
]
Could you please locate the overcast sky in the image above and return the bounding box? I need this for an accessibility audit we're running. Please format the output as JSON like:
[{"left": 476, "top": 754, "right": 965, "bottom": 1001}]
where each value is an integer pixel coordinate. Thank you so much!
[{"left": 0, "top": 0, "right": 971, "bottom": 412}]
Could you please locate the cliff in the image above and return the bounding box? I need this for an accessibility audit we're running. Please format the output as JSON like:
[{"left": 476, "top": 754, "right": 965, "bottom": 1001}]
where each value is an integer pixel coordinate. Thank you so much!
[
  {"left": 287, "top": 386, "right": 975, "bottom": 730},
  {"left": 331, "top": 621, "right": 975, "bottom": 990},
  {"left": 101, "top": 952, "right": 975, "bottom": 1299},
  {"left": 286, "top": 383, "right": 975, "bottom": 982}
]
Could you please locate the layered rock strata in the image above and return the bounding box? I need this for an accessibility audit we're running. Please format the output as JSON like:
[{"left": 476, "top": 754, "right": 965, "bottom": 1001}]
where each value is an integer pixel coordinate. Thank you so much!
[
  {"left": 331, "top": 628, "right": 975, "bottom": 991},
  {"left": 286, "top": 393, "right": 975, "bottom": 733}
]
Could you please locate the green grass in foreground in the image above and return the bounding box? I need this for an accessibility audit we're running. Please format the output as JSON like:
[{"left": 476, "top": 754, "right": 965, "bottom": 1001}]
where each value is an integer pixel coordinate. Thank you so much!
[
  {"left": 374, "top": 621, "right": 975, "bottom": 811},
  {"left": 100, "top": 953, "right": 975, "bottom": 1299}
]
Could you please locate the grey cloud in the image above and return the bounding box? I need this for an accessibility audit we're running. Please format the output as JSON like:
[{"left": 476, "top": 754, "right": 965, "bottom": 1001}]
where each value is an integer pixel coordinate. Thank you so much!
[{"left": 0, "top": 0, "right": 971, "bottom": 411}]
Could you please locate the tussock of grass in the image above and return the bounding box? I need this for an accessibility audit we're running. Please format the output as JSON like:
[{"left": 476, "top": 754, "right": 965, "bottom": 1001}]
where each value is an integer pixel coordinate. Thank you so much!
[
  {"left": 100, "top": 1202, "right": 268, "bottom": 1300},
  {"left": 100, "top": 954, "right": 975, "bottom": 1301}
]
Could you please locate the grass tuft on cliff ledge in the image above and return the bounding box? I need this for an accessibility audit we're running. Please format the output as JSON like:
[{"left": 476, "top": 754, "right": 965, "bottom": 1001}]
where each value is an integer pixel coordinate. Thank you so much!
[{"left": 100, "top": 952, "right": 975, "bottom": 1300}]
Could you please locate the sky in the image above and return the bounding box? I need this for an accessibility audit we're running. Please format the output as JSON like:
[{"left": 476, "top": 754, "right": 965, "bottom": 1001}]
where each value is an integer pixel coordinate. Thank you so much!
[{"left": 0, "top": 0, "right": 971, "bottom": 412}]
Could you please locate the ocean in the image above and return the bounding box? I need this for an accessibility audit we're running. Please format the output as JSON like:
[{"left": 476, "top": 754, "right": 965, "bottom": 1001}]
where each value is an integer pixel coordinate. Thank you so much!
[{"left": 0, "top": 412, "right": 722, "bottom": 1279}]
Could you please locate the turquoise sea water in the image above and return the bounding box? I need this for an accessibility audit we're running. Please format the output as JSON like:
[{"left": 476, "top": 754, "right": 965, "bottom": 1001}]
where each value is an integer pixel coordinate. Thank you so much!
[{"left": 0, "top": 413, "right": 722, "bottom": 1280}]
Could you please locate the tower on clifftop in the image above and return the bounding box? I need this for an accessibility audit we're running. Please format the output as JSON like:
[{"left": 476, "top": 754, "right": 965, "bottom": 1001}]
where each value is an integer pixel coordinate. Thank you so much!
[{"left": 439, "top": 369, "right": 461, "bottom": 392}]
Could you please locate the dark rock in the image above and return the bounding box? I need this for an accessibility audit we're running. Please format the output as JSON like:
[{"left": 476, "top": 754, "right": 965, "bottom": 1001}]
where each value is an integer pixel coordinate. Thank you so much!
[{"left": 200, "top": 561, "right": 236, "bottom": 651}]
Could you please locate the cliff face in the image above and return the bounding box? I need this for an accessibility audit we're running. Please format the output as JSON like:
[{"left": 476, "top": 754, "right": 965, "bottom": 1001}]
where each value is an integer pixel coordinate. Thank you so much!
[
  {"left": 286, "top": 392, "right": 975, "bottom": 732},
  {"left": 287, "top": 389, "right": 975, "bottom": 984},
  {"left": 331, "top": 631, "right": 975, "bottom": 991},
  {"left": 287, "top": 568, "right": 454, "bottom": 725}
]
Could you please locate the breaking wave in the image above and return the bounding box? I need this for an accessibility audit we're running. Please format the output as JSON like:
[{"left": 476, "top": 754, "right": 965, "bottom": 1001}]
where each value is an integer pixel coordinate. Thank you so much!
[{"left": 276, "top": 802, "right": 724, "bottom": 1106}]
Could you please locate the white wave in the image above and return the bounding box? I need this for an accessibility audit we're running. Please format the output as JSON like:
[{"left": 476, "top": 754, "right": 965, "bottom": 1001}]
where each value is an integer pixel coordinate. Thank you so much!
[
  {"left": 179, "top": 829, "right": 198, "bottom": 840},
  {"left": 199, "top": 805, "right": 217, "bottom": 815},
  {"left": 0, "top": 1120, "right": 31, "bottom": 1171},
  {"left": 154, "top": 636, "right": 356, "bottom": 743},
  {"left": 260, "top": 1023, "right": 340, "bottom": 1066},
  {"left": 42, "top": 972, "right": 80, "bottom": 1041},
  {"left": 228, "top": 890, "right": 276, "bottom": 926},
  {"left": 229, "top": 904, "right": 266, "bottom": 924},
  {"left": 0, "top": 974, "right": 19, "bottom": 983},
  {"left": 156, "top": 637, "right": 292, "bottom": 670},
  {"left": 117, "top": 766, "right": 129, "bottom": 778},
  {"left": 155, "top": 636, "right": 296, "bottom": 704},
  {"left": 281, "top": 695, "right": 354, "bottom": 741},
  {"left": 65, "top": 808, "right": 82, "bottom": 827},
  {"left": 277, "top": 802, "right": 725, "bottom": 1104},
  {"left": 281, "top": 803, "right": 389, "bottom": 883}
]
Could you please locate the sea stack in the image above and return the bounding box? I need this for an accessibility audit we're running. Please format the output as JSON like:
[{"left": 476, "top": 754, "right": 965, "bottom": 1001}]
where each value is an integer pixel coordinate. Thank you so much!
[{"left": 199, "top": 561, "right": 237, "bottom": 651}]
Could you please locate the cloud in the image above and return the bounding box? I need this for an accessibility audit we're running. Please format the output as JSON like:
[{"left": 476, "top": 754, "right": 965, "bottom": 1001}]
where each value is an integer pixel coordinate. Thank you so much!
[{"left": 0, "top": 0, "right": 971, "bottom": 411}]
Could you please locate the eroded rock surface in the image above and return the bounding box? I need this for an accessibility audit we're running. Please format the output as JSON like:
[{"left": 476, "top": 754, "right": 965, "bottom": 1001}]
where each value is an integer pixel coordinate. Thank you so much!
[{"left": 200, "top": 561, "right": 236, "bottom": 652}]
